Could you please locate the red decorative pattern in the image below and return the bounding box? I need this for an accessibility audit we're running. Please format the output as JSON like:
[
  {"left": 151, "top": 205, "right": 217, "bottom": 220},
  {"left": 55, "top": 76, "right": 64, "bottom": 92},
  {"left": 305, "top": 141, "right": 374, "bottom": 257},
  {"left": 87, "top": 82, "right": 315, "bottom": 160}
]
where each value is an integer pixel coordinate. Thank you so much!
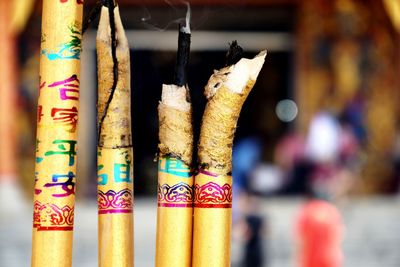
[
  {"left": 194, "top": 182, "right": 232, "bottom": 208},
  {"left": 158, "top": 182, "right": 193, "bottom": 208},
  {"left": 60, "top": 0, "right": 84, "bottom": 4},
  {"left": 33, "top": 201, "right": 74, "bottom": 231},
  {"left": 98, "top": 189, "right": 133, "bottom": 214}
]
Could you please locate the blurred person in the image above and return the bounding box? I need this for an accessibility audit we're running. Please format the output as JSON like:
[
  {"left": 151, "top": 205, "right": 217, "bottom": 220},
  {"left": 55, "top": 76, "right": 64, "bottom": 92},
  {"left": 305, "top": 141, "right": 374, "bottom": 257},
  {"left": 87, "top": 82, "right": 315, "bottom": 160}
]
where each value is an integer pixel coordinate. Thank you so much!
[
  {"left": 294, "top": 189, "right": 344, "bottom": 267},
  {"left": 232, "top": 136, "right": 263, "bottom": 222},
  {"left": 275, "top": 131, "right": 306, "bottom": 173},
  {"left": 274, "top": 130, "right": 309, "bottom": 195},
  {"left": 305, "top": 111, "right": 340, "bottom": 164},
  {"left": 233, "top": 136, "right": 263, "bottom": 193},
  {"left": 304, "top": 111, "right": 359, "bottom": 198},
  {"left": 249, "top": 163, "right": 284, "bottom": 196},
  {"left": 236, "top": 193, "right": 267, "bottom": 267}
]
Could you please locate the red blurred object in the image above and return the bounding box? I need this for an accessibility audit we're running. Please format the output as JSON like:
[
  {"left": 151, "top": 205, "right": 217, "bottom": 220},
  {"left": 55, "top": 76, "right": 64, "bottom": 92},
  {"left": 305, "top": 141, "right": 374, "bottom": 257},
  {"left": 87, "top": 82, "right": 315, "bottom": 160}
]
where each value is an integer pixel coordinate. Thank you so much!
[{"left": 295, "top": 200, "right": 343, "bottom": 267}]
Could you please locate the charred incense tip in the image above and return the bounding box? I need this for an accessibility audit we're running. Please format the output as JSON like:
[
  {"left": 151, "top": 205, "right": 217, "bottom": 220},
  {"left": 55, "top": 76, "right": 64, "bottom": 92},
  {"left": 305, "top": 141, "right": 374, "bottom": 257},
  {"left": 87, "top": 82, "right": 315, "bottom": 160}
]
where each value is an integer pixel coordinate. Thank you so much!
[
  {"left": 102, "top": 0, "right": 116, "bottom": 8},
  {"left": 225, "top": 41, "right": 243, "bottom": 66},
  {"left": 174, "top": 24, "right": 191, "bottom": 87}
]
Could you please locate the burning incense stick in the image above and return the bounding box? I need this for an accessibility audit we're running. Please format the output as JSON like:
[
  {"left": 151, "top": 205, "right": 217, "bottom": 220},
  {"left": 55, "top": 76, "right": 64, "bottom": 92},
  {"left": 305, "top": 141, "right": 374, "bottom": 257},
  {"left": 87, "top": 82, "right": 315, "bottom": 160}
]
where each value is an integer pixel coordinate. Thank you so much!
[
  {"left": 31, "top": 1, "right": 83, "bottom": 266},
  {"left": 156, "top": 85, "right": 193, "bottom": 267},
  {"left": 155, "top": 11, "right": 194, "bottom": 267},
  {"left": 192, "top": 44, "right": 266, "bottom": 267},
  {"left": 97, "top": 2, "right": 133, "bottom": 267}
]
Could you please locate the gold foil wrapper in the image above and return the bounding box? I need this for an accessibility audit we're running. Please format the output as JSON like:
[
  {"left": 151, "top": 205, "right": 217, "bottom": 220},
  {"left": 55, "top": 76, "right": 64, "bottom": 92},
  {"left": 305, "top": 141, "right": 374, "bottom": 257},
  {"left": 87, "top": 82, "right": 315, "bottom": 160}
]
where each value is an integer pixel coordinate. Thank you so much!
[
  {"left": 158, "top": 99, "right": 193, "bottom": 165},
  {"left": 31, "top": 1, "right": 83, "bottom": 266},
  {"left": 199, "top": 81, "right": 255, "bottom": 175},
  {"left": 156, "top": 157, "right": 193, "bottom": 267},
  {"left": 192, "top": 171, "right": 232, "bottom": 267}
]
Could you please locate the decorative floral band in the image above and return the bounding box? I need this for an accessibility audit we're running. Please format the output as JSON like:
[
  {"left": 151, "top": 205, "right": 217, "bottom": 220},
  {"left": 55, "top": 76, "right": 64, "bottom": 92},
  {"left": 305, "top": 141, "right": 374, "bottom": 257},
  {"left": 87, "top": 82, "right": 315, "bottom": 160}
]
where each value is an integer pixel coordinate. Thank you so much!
[
  {"left": 158, "top": 182, "right": 194, "bottom": 208},
  {"left": 98, "top": 189, "right": 133, "bottom": 214},
  {"left": 194, "top": 182, "right": 232, "bottom": 208},
  {"left": 33, "top": 200, "right": 74, "bottom": 231}
]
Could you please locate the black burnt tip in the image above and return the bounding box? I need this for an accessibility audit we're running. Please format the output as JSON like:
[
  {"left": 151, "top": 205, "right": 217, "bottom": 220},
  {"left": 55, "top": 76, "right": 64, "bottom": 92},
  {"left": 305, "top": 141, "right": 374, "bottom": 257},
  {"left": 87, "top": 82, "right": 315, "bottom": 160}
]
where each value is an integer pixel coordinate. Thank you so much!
[
  {"left": 174, "top": 24, "right": 191, "bottom": 87},
  {"left": 102, "top": 0, "right": 116, "bottom": 8},
  {"left": 225, "top": 40, "right": 243, "bottom": 66}
]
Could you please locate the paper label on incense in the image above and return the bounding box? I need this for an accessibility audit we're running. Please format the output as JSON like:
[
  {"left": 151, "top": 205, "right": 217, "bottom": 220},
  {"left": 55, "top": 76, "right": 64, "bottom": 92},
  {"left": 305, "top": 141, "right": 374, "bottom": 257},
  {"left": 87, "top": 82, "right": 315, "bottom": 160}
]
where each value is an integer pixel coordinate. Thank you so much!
[
  {"left": 98, "top": 147, "right": 134, "bottom": 214},
  {"left": 192, "top": 171, "right": 232, "bottom": 267},
  {"left": 33, "top": 0, "right": 82, "bottom": 233},
  {"left": 158, "top": 157, "right": 193, "bottom": 207},
  {"left": 194, "top": 170, "right": 232, "bottom": 208}
]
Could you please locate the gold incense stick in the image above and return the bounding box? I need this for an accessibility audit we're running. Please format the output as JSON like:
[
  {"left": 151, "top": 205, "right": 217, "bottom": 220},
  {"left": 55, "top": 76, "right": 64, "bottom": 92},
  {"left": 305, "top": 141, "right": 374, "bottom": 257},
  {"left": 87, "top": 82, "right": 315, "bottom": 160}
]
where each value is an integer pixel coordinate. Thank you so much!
[
  {"left": 192, "top": 51, "right": 266, "bottom": 267},
  {"left": 0, "top": 0, "right": 17, "bottom": 182},
  {"left": 97, "top": 5, "right": 134, "bottom": 267},
  {"left": 31, "top": 1, "right": 83, "bottom": 266},
  {"left": 156, "top": 84, "right": 193, "bottom": 267}
]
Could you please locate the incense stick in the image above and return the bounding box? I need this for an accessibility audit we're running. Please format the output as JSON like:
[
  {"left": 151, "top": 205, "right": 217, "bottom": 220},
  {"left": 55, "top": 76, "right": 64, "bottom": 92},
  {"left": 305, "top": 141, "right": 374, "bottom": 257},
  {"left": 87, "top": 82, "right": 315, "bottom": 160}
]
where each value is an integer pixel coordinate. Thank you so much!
[
  {"left": 155, "top": 20, "right": 194, "bottom": 267},
  {"left": 97, "top": 4, "right": 134, "bottom": 267},
  {"left": 0, "top": 0, "right": 17, "bottom": 183},
  {"left": 192, "top": 48, "right": 266, "bottom": 267},
  {"left": 31, "top": 1, "right": 83, "bottom": 266}
]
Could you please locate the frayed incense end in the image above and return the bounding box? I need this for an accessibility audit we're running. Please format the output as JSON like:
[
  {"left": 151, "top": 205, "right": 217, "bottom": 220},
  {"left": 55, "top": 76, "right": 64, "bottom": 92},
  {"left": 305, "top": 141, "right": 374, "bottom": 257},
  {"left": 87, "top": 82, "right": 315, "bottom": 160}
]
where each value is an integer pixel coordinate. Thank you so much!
[
  {"left": 161, "top": 84, "right": 191, "bottom": 112},
  {"left": 199, "top": 50, "right": 266, "bottom": 175},
  {"left": 225, "top": 50, "right": 267, "bottom": 94},
  {"left": 158, "top": 84, "right": 193, "bottom": 165},
  {"left": 97, "top": 5, "right": 131, "bottom": 149},
  {"left": 204, "top": 50, "right": 266, "bottom": 99},
  {"left": 97, "top": 7, "right": 128, "bottom": 49}
]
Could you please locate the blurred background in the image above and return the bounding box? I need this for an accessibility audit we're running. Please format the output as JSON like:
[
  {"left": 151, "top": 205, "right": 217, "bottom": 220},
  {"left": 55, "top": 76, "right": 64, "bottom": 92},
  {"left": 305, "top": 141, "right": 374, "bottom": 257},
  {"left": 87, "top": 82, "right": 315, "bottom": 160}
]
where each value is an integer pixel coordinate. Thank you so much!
[{"left": 1, "top": 0, "right": 400, "bottom": 266}]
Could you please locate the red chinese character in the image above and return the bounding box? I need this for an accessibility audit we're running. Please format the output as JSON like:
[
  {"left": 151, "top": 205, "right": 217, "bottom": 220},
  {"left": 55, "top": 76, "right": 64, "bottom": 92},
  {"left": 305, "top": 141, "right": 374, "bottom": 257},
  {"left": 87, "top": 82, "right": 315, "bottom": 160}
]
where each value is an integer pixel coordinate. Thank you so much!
[
  {"left": 37, "top": 105, "right": 44, "bottom": 123},
  {"left": 51, "top": 107, "right": 78, "bottom": 132},
  {"left": 39, "top": 80, "right": 46, "bottom": 96},
  {"left": 48, "top": 74, "right": 80, "bottom": 101},
  {"left": 34, "top": 172, "right": 42, "bottom": 195}
]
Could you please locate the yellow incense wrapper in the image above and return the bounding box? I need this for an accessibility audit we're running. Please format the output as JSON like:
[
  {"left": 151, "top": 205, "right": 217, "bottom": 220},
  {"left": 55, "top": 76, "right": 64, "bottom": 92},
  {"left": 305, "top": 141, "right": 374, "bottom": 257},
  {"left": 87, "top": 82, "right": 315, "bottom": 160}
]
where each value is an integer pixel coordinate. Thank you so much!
[
  {"left": 192, "top": 171, "right": 232, "bottom": 267},
  {"left": 156, "top": 157, "right": 193, "bottom": 267},
  {"left": 31, "top": 1, "right": 83, "bottom": 266},
  {"left": 97, "top": 6, "right": 133, "bottom": 267}
]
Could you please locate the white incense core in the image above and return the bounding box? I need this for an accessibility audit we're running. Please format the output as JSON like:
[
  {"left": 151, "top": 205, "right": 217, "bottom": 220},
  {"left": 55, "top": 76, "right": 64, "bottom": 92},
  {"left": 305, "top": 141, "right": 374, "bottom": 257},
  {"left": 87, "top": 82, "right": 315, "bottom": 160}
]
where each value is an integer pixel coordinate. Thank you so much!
[
  {"left": 161, "top": 84, "right": 191, "bottom": 111},
  {"left": 225, "top": 50, "right": 267, "bottom": 93}
]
